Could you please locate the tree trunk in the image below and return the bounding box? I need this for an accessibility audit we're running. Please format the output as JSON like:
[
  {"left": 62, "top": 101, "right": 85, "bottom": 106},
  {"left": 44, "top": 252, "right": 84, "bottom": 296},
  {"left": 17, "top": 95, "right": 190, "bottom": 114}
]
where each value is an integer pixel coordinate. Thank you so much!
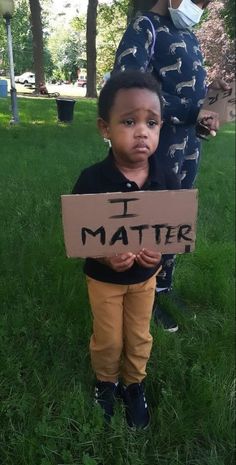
[
  {"left": 29, "top": 0, "right": 44, "bottom": 92},
  {"left": 86, "top": 0, "right": 98, "bottom": 98}
]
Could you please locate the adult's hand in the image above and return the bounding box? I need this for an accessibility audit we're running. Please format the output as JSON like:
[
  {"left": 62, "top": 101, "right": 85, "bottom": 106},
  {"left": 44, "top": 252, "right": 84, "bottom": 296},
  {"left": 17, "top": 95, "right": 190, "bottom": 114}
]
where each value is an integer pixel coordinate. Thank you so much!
[
  {"left": 208, "top": 78, "right": 231, "bottom": 91},
  {"left": 197, "top": 79, "right": 232, "bottom": 136},
  {"left": 197, "top": 109, "right": 220, "bottom": 137}
]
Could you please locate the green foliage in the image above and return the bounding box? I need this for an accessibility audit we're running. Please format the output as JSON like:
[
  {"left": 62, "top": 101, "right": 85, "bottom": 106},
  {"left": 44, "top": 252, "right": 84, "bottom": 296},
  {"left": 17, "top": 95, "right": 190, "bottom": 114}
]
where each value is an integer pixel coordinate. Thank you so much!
[
  {"left": 221, "top": 0, "right": 236, "bottom": 39},
  {"left": 72, "top": 15, "right": 86, "bottom": 32},
  {"left": 12, "top": 0, "right": 33, "bottom": 74},
  {"left": 47, "top": 18, "right": 86, "bottom": 81},
  {"left": 43, "top": 47, "right": 54, "bottom": 78},
  {"left": 195, "top": 2, "right": 235, "bottom": 81},
  {"left": 96, "top": 0, "right": 129, "bottom": 81},
  {"left": 111, "top": 0, "right": 130, "bottom": 15},
  {"left": 0, "top": 20, "right": 5, "bottom": 67},
  {"left": 0, "top": 0, "right": 33, "bottom": 75},
  {"left": 0, "top": 0, "right": 53, "bottom": 77}
]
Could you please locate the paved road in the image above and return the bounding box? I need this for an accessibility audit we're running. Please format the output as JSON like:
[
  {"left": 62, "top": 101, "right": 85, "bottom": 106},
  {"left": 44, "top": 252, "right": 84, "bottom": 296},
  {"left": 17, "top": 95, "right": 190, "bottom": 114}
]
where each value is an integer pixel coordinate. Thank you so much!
[{"left": 5, "top": 79, "right": 87, "bottom": 98}]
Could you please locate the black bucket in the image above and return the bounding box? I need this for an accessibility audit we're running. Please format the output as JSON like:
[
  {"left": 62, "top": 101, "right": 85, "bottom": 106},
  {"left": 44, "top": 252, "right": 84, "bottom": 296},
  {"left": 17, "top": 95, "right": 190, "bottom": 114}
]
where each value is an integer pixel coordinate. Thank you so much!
[{"left": 56, "top": 98, "right": 76, "bottom": 123}]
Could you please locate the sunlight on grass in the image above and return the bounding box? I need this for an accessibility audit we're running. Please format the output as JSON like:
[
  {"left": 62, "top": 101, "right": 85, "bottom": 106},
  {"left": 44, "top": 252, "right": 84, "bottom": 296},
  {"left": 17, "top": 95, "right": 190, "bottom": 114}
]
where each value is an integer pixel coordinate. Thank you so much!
[{"left": 223, "top": 129, "right": 235, "bottom": 133}]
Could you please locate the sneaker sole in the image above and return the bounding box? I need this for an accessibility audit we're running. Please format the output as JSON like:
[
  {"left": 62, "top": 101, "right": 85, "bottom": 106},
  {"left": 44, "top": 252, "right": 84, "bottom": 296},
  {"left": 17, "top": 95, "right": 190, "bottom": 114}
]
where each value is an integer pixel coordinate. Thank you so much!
[
  {"left": 164, "top": 325, "right": 179, "bottom": 333},
  {"left": 126, "top": 413, "right": 151, "bottom": 430}
]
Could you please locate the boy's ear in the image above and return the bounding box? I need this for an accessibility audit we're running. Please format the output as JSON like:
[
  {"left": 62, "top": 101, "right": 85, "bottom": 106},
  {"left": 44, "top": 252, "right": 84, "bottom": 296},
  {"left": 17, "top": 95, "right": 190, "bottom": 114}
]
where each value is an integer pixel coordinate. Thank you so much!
[{"left": 97, "top": 118, "right": 110, "bottom": 139}]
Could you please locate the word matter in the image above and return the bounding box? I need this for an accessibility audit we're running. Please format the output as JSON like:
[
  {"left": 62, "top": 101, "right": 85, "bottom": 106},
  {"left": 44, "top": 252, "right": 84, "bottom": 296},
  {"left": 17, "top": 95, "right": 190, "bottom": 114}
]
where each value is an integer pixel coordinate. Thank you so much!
[{"left": 61, "top": 189, "right": 198, "bottom": 257}]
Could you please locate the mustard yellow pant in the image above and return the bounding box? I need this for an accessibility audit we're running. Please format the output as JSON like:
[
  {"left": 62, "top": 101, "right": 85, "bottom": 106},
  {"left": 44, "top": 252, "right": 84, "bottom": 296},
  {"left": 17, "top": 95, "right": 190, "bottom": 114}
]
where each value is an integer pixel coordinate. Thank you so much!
[{"left": 86, "top": 273, "right": 157, "bottom": 385}]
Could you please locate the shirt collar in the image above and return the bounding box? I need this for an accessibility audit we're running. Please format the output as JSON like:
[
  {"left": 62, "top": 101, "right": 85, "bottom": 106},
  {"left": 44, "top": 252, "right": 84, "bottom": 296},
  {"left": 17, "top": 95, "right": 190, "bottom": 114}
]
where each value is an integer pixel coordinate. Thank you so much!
[{"left": 101, "top": 149, "right": 161, "bottom": 188}]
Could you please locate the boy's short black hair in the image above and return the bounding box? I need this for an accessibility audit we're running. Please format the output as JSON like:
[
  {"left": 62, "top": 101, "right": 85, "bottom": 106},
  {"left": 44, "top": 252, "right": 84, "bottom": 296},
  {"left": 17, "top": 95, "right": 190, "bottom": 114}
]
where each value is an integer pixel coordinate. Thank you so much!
[{"left": 98, "top": 70, "right": 163, "bottom": 122}]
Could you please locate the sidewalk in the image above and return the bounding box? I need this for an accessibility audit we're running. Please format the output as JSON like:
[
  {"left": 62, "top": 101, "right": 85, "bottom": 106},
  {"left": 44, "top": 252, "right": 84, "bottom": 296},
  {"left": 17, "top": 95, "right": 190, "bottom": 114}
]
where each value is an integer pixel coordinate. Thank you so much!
[{"left": 3, "top": 78, "right": 87, "bottom": 99}]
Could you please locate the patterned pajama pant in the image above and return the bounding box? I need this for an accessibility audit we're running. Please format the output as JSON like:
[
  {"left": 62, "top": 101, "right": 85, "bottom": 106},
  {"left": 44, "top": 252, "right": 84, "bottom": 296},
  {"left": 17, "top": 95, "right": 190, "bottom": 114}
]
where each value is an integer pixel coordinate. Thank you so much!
[{"left": 156, "top": 124, "right": 201, "bottom": 291}]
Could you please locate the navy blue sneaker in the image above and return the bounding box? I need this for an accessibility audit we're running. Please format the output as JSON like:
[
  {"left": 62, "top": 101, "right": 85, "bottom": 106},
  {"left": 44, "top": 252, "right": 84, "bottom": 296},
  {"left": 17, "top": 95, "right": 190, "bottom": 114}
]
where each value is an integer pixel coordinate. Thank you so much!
[
  {"left": 153, "top": 303, "right": 178, "bottom": 332},
  {"left": 94, "top": 381, "right": 118, "bottom": 422},
  {"left": 153, "top": 289, "right": 178, "bottom": 332},
  {"left": 122, "top": 382, "right": 150, "bottom": 429}
]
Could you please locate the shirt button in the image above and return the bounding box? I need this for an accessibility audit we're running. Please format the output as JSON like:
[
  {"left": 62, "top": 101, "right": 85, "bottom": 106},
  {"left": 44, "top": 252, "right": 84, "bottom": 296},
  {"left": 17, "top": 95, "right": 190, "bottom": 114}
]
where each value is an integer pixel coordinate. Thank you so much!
[{"left": 126, "top": 183, "right": 132, "bottom": 188}]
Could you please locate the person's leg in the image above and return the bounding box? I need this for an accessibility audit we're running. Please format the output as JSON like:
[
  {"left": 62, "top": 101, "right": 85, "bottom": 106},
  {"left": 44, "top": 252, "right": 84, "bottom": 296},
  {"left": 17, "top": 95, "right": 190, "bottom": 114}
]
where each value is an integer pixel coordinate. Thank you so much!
[
  {"left": 154, "top": 253, "right": 179, "bottom": 331},
  {"left": 154, "top": 127, "right": 188, "bottom": 330},
  {"left": 120, "top": 275, "right": 156, "bottom": 428},
  {"left": 121, "top": 276, "right": 156, "bottom": 384},
  {"left": 180, "top": 138, "right": 201, "bottom": 189},
  {"left": 86, "top": 276, "right": 126, "bottom": 420},
  {"left": 156, "top": 254, "right": 175, "bottom": 292},
  {"left": 155, "top": 124, "right": 186, "bottom": 292},
  {"left": 86, "top": 276, "right": 126, "bottom": 382},
  {"left": 154, "top": 128, "right": 200, "bottom": 330}
]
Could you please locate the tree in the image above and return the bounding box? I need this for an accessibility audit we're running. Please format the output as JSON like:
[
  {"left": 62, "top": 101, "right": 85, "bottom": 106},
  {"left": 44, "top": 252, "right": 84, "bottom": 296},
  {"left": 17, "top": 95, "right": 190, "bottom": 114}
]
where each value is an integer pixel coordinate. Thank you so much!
[
  {"left": 97, "top": 0, "right": 128, "bottom": 80},
  {"left": 196, "top": 1, "right": 235, "bottom": 82},
  {"left": 29, "top": 0, "right": 45, "bottom": 91},
  {"left": 86, "top": 0, "right": 98, "bottom": 98},
  {"left": 221, "top": 0, "right": 236, "bottom": 39},
  {"left": 12, "top": 0, "right": 33, "bottom": 73},
  {"left": 47, "top": 17, "right": 86, "bottom": 82},
  {"left": 0, "top": 0, "right": 53, "bottom": 79},
  {"left": 0, "top": 0, "right": 33, "bottom": 75}
]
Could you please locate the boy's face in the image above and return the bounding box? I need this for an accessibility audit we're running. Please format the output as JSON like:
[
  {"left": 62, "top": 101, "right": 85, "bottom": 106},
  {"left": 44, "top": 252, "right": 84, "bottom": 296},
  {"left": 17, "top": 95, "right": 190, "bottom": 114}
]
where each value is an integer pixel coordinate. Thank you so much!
[{"left": 98, "top": 88, "right": 162, "bottom": 168}]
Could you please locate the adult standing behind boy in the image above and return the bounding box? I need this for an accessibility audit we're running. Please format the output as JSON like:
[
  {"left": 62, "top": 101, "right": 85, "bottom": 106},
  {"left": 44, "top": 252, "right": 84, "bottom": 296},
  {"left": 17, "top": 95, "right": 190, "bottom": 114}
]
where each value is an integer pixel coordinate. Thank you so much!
[
  {"left": 113, "top": 0, "right": 229, "bottom": 332},
  {"left": 72, "top": 71, "right": 179, "bottom": 429}
]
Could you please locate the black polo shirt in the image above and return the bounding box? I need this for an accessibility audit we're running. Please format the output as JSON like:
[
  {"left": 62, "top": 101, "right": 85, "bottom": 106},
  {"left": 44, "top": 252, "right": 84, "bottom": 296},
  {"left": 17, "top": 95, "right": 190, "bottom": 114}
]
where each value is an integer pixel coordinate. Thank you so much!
[{"left": 72, "top": 150, "right": 180, "bottom": 285}]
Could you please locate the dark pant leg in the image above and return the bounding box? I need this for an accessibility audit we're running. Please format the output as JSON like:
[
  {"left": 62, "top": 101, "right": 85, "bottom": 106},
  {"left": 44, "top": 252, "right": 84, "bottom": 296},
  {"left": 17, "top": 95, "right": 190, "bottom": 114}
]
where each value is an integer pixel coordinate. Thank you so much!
[
  {"left": 156, "top": 128, "right": 201, "bottom": 291},
  {"left": 180, "top": 138, "right": 201, "bottom": 189},
  {"left": 156, "top": 254, "right": 176, "bottom": 290}
]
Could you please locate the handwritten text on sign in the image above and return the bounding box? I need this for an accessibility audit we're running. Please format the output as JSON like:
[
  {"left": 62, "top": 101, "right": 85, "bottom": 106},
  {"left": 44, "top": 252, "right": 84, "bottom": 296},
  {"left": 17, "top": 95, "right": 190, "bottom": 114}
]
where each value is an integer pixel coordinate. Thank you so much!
[
  {"left": 61, "top": 189, "right": 198, "bottom": 258},
  {"left": 202, "top": 81, "right": 235, "bottom": 124}
]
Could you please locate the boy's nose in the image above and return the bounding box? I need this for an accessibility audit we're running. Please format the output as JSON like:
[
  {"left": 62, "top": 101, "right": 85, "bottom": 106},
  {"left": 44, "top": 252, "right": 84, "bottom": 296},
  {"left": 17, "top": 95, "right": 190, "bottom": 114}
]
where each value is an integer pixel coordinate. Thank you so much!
[{"left": 135, "top": 124, "right": 148, "bottom": 138}]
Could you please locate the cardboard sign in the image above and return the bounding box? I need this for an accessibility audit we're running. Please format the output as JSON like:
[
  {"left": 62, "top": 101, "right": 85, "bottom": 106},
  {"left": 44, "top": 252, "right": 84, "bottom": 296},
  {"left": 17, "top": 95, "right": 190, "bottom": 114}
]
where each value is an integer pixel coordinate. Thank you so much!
[
  {"left": 61, "top": 189, "right": 198, "bottom": 258},
  {"left": 202, "top": 81, "right": 235, "bottom": 124}
]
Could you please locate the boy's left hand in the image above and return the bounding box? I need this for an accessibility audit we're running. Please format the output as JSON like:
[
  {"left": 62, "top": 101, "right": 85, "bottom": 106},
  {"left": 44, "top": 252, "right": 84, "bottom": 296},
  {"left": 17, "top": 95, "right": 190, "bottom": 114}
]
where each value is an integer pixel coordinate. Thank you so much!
[{"left": 135, "top": 249, "right": 162, "bottom": 268}]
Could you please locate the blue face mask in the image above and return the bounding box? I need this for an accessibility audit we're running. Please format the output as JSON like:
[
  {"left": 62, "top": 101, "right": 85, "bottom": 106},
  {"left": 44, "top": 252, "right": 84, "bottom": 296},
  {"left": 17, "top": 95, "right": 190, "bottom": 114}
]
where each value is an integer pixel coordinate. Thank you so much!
[{"left": 168, "top": 0, "right": 204, "bottom": 29}]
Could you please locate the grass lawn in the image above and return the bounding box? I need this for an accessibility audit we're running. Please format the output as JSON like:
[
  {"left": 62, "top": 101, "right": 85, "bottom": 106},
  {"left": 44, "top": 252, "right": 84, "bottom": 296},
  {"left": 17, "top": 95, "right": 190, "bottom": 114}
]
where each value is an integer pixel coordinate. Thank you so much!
[{"left": 0, "top": 97, "right": 235, "bottom": 465}]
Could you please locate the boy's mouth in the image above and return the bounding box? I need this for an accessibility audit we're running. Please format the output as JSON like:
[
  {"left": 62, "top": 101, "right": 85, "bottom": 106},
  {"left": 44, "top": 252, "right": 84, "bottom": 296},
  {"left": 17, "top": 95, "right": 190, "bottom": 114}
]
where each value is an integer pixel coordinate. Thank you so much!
[{"left": 133, "top": 142, "right": 149, "bottom": 151}]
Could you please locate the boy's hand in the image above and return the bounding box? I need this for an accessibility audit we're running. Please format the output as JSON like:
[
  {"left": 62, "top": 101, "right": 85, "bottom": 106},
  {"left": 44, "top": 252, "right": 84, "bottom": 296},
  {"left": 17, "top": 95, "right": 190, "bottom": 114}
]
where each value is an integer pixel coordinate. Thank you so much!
[
  {"left": 99, "top": 252, "right": 136, "bottom": 272},
  {"left": 135, "top": 249, "right": 162, "bottom": 268}
]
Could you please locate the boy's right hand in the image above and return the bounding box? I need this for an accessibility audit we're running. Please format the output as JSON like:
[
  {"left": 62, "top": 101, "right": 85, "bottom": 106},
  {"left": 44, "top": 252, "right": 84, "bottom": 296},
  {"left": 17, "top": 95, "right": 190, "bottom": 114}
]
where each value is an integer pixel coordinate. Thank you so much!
[{"left": 98, "top": 252, "right": 136, "bottom": 272}]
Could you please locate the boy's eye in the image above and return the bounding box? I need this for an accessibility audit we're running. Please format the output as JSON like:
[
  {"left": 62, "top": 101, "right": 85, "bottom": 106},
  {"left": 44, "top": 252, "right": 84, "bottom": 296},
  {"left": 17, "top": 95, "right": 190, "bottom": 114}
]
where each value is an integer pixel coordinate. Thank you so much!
[
  {"left": 123, "top": 119, "right": 134, "bottom": 126},
  {"left": 148, "top": 120, "right": 158, "bottom": 127}
]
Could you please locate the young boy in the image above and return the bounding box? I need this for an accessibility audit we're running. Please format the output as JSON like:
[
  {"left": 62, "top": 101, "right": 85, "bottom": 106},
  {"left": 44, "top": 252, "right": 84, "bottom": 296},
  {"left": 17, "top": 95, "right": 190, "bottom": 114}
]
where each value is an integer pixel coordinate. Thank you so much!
[{"left": 72, "top": 71, "right": 179, "bottom": 429}]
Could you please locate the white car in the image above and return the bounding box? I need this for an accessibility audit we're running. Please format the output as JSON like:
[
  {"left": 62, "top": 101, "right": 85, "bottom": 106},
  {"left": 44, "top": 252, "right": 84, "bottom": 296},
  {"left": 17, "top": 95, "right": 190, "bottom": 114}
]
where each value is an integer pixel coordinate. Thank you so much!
[{"left": 15, "top": 72, "right": 35, "bottom": 85}]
